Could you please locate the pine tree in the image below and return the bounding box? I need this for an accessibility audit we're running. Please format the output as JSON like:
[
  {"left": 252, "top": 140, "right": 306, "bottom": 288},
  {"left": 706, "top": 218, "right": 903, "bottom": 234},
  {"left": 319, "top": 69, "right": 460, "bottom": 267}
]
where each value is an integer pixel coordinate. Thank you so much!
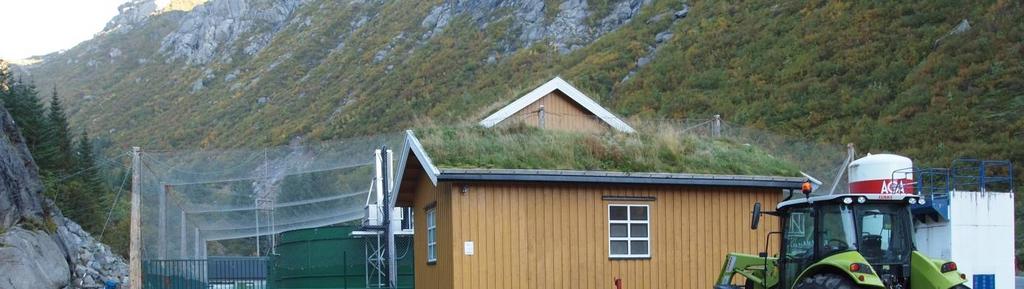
[
  {"left": 1, "top": 79, "right": 47, "bottom": 162},
  {"left": 40, "top": 86, "right": 74, "bottom": 173},
  {"left": 71, "top": 129, "right": 105, "bottom": 231}
]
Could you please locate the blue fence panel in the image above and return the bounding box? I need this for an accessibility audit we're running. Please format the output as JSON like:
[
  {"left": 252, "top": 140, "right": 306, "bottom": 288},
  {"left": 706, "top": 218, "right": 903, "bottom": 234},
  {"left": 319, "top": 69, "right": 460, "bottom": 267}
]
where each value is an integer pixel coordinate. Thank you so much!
[{"left": 973, "top": 274, "right": 995, "bottom": 289}]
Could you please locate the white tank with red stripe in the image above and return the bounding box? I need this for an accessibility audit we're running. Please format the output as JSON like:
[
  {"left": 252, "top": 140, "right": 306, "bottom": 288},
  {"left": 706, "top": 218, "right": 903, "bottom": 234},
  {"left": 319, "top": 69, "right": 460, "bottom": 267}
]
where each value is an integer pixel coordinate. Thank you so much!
[{"left": 848, "top": 153, "right": 915, "bottom": 195}]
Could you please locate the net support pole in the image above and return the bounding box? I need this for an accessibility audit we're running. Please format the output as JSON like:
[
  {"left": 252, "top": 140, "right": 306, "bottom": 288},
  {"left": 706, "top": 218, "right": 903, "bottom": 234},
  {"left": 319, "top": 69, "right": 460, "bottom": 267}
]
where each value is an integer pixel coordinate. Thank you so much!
[
  {"left": 180, "top": 210, "right": 187, "bottom": 258},
  {"left": 712, "top": 114, "right": 721, "bottom": 137},
  {"left": 828, "top": 143, "right": 856, "bottom": 195},
  {"left": 158, "top": 185, "right": 166, "bottom": 259},
  {"left": 129, "top": 147, "right": 142, "bottom": 289},
  {"left": 384, "top": 148, "right": 397, "bottom": 288},
  {"left": 194, "top": 227, "right": 201, "bottom": 258},
  {"left": 255, "top": 201, "right": 260, "bottom": 256}
]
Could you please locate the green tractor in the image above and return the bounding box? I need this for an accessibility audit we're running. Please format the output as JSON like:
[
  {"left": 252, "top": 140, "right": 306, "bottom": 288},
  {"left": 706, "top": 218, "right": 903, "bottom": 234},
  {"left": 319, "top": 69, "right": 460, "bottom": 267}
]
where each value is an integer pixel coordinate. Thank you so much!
[{"left": 714, "top": 185, "right": 969, "bottom": 289}]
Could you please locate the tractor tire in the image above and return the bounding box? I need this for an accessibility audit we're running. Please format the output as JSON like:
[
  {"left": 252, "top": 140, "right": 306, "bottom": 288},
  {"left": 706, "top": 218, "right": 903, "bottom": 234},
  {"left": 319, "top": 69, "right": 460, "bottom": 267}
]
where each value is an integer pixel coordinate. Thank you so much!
[
  {"left": 794, "top": 273, "right": 861, "bottom": 289},
  {"left": 950, "top": 285, "right": 971, "bottom": 289}
]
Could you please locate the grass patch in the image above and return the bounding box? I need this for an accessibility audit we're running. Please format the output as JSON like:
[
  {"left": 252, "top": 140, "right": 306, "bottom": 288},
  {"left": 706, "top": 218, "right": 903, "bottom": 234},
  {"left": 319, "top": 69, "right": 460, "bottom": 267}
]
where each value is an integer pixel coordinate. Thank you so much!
[
  {"left": 414, "top": 123, "right": 799, "bottom": 176},
  {"left": 20, "top": 216, "right": 57, "bottom": 234}
]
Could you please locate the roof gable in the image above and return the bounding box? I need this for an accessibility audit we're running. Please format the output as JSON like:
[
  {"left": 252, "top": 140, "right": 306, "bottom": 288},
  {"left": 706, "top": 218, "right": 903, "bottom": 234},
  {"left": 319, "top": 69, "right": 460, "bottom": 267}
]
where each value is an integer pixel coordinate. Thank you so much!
[{"left": 478, "top": 77, "right": 635, "bottom": 133}]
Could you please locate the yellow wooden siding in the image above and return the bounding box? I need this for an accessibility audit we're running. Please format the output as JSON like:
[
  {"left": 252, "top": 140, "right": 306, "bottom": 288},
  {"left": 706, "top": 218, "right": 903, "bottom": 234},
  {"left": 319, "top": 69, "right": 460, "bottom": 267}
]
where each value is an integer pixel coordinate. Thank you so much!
[
  {"left": 424, "top": 182, "right": 783, "bottom": 289},
  {"left": 412, "top": 172, "right": 454, "bottom": 289},
  {"left": 497, "top": 90, "right": 611, "bottom": 133}
]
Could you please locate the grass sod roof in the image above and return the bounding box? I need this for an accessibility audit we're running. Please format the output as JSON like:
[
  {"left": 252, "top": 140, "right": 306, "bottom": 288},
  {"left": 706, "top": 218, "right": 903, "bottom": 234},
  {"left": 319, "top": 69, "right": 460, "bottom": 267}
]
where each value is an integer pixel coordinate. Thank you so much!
[{"left": 413, "top": 124, "right": 800, "bottom": 177}]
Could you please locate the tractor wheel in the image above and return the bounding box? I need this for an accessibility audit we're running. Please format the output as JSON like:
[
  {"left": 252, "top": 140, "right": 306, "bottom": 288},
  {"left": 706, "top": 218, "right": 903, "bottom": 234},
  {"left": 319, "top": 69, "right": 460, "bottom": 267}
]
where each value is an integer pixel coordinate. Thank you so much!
[
  {"left": 950, "top": 285, "right": 971, "bottom": 289},
  {"left": 794, "top": 273, "right": 860, "bottom": 289}
]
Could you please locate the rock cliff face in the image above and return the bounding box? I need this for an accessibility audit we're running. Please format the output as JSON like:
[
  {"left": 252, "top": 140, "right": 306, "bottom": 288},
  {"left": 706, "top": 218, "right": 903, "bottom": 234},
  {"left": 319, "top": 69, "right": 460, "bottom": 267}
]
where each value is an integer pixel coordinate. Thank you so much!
[
  {"left": 0, "top": 106, "right": 129, "bottom": 289},
  {"left": 104, "top": 0, "right": 650, "bottom": 65},
  {"left": 420, "top": 0, "right": 648, "bottom": 53},
  {"left": 159, "top": 0, "right": 307, "bottom": 64},
  {"left": 0, "top": 101, "right": 45, "bottom": 228},
  {"left": 103, "top": 0, "right": 210, "bottom": 33}
]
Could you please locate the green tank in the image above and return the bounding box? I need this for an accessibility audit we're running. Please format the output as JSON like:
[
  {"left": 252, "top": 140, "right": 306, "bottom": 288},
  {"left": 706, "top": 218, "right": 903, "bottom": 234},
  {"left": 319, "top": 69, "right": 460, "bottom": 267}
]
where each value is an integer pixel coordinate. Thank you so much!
[{"left": 268, "top": 225, "right": 415, "bottom": 289}]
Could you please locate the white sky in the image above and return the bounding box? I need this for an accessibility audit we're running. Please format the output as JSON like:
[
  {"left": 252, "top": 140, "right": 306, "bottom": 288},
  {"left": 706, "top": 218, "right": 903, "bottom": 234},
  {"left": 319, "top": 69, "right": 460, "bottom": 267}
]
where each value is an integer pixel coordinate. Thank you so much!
[{"left": 0, "top": 0, "right": 128, "bottom": 60}]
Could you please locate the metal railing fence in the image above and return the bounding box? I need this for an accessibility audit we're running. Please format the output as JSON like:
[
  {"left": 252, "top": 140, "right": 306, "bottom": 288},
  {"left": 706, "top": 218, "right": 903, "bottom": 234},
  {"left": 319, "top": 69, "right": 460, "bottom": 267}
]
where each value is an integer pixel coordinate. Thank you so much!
[{"left": 143, "top": 257, "right": 268, "bottom": 289}]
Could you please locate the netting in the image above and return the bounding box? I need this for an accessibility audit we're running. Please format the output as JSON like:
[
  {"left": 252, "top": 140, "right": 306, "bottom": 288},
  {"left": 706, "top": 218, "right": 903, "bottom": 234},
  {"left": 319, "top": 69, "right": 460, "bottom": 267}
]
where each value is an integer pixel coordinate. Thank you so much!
[
  {"left": 631, "top": 117, "right": 851, "bottom": 195},
  {"left": 137, "top": 116, "right": 851, "bottom": 260},
  {"left": 138, "top": 133, "right": 405, "bottom": 259},
  {"left": 717, "top": 121, "right": 852, "bottom": 195},
  {"left": 501, "top": 109, "right": 852, "bottom": 194}
]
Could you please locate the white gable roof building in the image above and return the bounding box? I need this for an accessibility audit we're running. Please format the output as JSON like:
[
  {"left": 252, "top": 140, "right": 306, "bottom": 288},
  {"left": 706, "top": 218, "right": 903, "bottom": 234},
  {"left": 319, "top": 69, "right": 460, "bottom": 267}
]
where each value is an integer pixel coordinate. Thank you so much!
[{"left": 478, "top": 77, "right": 635, "bottom": 133}]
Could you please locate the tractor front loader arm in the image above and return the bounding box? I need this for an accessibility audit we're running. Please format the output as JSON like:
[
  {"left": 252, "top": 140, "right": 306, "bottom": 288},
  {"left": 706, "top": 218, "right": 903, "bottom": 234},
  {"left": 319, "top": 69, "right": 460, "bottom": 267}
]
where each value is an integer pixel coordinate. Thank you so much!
[{"left": 714, "top": 253, "right": 779, "bottom": 289}]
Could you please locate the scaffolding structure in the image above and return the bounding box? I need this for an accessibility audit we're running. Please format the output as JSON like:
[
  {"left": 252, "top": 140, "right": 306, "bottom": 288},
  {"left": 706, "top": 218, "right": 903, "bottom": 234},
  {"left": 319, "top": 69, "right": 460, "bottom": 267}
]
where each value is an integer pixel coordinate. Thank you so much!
[{"left": 352, "top": 148, "right": 413, "bottom": 288}]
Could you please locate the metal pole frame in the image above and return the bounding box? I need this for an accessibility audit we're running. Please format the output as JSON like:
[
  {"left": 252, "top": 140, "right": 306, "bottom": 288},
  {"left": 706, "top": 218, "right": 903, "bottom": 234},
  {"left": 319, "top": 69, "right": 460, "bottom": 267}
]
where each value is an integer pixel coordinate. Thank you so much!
[{"left": 381, "top": 146, "right": 398, "bottom": 288}]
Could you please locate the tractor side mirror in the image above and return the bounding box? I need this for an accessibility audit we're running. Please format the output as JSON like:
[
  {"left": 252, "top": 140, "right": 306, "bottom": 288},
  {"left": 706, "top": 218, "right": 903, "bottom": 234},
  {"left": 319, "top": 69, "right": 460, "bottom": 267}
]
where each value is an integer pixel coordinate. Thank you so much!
[{"left": 751, "top": 202, "right": 762, "bottom": 230}]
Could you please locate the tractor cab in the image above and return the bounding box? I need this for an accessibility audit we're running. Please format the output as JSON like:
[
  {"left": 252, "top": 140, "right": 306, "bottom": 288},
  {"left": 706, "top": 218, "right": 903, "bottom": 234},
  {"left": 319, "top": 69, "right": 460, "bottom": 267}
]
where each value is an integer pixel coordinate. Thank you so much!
[{"left": 772, "top": 193, "right": 922, "bottom": 289}]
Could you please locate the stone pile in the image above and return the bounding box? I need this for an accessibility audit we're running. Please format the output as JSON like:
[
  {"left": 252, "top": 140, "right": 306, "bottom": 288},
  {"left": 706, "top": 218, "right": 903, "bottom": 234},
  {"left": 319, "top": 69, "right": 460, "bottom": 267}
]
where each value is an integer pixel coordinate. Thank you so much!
[{"left": 58, "top": 217, "right": 129, "bottom": 288}]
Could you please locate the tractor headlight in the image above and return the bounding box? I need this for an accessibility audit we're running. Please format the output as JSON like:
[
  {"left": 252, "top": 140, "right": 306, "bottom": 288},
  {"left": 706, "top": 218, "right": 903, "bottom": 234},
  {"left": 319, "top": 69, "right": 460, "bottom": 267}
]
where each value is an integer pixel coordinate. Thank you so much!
[
  {"left": 908, "top": 198, "right": 917, "bottom": 204},
  {"left": 918, "top": 198, "right": 926, "bottom": 205},
  {"left": 857, "top": 197, "right": 866, "bottom": 204},
  {"left": 843, "top": 197, "right": 853, "bottom": 204}
]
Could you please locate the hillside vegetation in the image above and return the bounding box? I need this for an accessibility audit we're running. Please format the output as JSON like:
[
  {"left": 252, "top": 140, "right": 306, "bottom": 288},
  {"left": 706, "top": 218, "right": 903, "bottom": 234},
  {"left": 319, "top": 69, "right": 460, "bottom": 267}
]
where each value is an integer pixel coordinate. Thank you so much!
[{"left": 11, "top": 0, "right": 1024, "bottom": 254}]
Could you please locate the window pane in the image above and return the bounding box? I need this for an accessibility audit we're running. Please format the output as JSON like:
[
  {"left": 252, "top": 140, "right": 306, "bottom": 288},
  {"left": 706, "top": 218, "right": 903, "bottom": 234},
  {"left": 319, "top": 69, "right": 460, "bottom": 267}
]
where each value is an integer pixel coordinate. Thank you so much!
[
  {"left": 630, "top": 224, "right": 648, "bottom": 237},
  {"left": 610, "top": 241, "right": 629, "bottom": 255},
  {"left": 610, "top": 224, "right": 628, "bottom": 237},
  {"left": 630, "top": 206, "right": 648, "bottom": 221},
  {"left": 610, "top": 206, "right": 628, "bottom": 220},
  {"left": 630, "top": 241, "right": 649, "bottom": 255}
]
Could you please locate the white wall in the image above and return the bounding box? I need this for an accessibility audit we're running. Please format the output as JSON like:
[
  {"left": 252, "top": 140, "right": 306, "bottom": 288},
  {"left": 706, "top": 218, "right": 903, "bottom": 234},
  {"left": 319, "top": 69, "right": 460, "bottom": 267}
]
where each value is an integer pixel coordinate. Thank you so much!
[
  {"left": 915, "top": 191, "right": 1015, "bottom": 289},
  {"left": 914, "top": 220, "right": 952, "bottom": 260}
]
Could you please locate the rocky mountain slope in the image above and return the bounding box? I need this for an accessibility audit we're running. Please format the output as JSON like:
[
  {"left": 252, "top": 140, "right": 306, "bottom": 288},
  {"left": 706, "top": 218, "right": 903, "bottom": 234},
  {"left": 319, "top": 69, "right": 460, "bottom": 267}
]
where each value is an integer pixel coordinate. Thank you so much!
[
  {"left": 20, "top": 0, "right": 662, "bottom": 148},
  {"left": 0, "top": 105, "right": 128, "bottom": 288},
  {"left": 13, "top": 0, "right": 1023, "bottom": 207}
]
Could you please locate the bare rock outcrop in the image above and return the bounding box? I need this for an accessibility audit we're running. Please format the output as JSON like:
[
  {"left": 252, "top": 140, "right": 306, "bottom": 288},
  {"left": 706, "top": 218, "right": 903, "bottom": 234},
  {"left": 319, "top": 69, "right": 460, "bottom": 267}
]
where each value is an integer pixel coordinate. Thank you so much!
[
  {"left": 0, "top": 103, "right": 45, "bottom": 228},
  {"left": 159, "top": 0, "right": 307, "bottom": 64},
  {"left": 421, "top": 0, "right": 649, "bottom": 54}
]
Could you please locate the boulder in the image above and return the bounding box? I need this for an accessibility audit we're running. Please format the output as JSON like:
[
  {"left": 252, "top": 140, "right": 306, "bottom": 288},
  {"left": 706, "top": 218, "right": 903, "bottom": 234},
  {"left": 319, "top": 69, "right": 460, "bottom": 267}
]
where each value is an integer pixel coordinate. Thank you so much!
[{"left": 0, "top": 227, "right": 71, "bottom": 289}]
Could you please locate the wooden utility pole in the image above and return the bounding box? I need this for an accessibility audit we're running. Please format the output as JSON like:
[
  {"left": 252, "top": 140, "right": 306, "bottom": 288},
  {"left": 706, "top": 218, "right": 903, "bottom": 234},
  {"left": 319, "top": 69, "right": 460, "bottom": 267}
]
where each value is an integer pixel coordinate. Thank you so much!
[{"left": 129, "top": 147, "right": 142, "bottom": 289}]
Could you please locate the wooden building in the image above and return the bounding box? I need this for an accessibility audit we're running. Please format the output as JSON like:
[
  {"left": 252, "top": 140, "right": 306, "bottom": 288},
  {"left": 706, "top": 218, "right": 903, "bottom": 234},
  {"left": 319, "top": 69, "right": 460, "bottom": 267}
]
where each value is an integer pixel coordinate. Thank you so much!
[
  {"left": 390, "top": 77, "right": 803, "bottom": 289},
  {"left": 478, "top": 77, "right": 635, "bottom": 134},
  {"left": 393, "top": 133, "right": 802, "bottom": 289}
]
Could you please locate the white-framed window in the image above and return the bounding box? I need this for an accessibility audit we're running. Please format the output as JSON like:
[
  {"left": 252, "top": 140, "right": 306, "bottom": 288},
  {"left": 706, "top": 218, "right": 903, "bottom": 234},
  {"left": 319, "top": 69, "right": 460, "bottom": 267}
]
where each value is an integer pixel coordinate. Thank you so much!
[
  {"left": 426, "top": 208, "right": 437, "bottom": 263},
  {"left": 608, "top": 204, "right": 650, "bottom": 258}
]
